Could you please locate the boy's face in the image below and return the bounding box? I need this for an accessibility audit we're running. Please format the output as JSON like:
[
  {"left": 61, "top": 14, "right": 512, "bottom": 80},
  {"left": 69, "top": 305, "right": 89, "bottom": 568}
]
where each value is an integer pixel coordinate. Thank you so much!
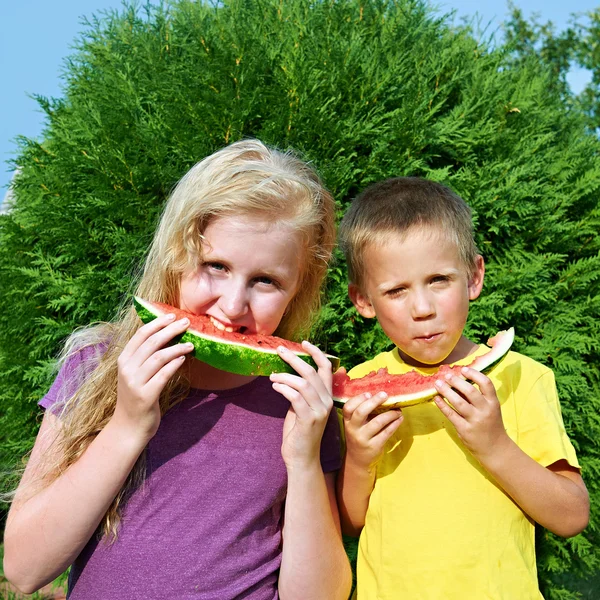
[{"left": 349, "top": 227, "right": 484, "bottom": 368}]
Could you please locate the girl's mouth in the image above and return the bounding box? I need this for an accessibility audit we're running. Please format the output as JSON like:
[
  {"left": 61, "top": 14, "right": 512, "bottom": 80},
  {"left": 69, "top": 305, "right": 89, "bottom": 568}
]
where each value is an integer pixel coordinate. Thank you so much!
[{"left": 209, "top": 315, "right": 246, "bottom": 334}]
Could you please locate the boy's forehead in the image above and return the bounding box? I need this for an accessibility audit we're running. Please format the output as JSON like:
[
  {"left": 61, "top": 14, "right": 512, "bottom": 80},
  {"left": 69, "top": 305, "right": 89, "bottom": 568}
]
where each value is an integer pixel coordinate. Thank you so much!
[{"left": 359, "top": 226, "right": 469, "bottom": 279}]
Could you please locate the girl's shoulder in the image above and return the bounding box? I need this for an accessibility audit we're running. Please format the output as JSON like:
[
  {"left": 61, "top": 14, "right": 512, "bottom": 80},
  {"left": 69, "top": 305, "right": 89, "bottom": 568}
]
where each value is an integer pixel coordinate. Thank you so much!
[{"left": 39, "top": 340, "right": 110, "bottom": 413}]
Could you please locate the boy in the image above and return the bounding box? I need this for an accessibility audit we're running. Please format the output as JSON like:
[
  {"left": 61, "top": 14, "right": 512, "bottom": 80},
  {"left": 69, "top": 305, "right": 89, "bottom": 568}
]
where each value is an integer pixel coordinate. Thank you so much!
[{"left": 337, "top": 177, "right": 589, "bottom": 599}]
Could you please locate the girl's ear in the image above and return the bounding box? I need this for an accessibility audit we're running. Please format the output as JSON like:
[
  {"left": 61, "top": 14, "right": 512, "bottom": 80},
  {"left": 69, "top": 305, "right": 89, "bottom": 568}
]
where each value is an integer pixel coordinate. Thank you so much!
[
  {"left": 468, "top": 255, "right": 485, "bottom": 301},
  {"left": 348, "top": 283, "right": 377, "bottom": 319}
]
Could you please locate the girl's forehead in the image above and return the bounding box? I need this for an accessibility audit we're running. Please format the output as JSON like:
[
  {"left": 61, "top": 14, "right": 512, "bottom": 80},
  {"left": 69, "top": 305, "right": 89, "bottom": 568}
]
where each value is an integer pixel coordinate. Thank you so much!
[{"left": 204, "top": 213, "right": 297, "bottom": 237}]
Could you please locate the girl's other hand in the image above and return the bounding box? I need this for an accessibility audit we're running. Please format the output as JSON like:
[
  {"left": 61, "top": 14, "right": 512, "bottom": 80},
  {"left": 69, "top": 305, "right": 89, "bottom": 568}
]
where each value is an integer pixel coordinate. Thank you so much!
[
  {"left": 342, "top": 392, "right": 402, "bottom": 473},
  {"left": 270, "top": 341, "right": 334, "bottom": 470},
  {"left": 113, "top": 314, "right": 194, "bottom": 443}
]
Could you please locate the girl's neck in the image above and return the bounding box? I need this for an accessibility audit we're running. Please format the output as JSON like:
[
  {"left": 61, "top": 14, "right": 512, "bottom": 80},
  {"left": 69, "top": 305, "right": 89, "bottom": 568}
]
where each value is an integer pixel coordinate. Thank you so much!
[{"left": 184, "top": 357, "right": 258, "bottom": 390}]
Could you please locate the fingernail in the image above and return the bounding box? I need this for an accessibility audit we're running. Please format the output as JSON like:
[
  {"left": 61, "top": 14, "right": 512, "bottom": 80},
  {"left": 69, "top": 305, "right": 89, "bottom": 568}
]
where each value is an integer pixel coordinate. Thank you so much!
[
  {"left": 166, "top": 313, "right": 176, "bottom": 320},
  {"left": 435, "top": 379, "right": 443, "bottom": 388},
  {"left": 277, "top": 346, "right": 286, "bottom": 353},
  {"left": 185, "top": 342, "right": 194, "bottom": 349},
  {"left": 378, "top": 392, "right": 387, "bottom": 399},
  {"left": 180, "top": 318, "right": 189, "bottom": 326}
]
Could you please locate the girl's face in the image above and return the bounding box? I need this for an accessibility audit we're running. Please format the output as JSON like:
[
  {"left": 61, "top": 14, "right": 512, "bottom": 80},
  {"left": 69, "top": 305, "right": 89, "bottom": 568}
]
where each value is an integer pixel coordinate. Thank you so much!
[{"left": 179, "top": 215, "right": 303, "bottom": 336}]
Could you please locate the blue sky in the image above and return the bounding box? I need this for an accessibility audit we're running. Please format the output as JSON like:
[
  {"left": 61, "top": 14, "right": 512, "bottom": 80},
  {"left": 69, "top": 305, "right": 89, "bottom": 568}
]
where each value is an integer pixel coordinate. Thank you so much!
[{"left": 1, "top": 0, "right": 598, "bottom": 197}]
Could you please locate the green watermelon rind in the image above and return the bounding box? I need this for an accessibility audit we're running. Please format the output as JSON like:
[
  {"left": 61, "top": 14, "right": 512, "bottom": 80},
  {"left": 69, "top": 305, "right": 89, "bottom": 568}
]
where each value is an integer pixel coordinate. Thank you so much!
[
  {"left": 333, "top": 328, "right": 515, "bottom": 412},
  {"left": 134, "top": 297, "right": 340, "bottom": 377}
]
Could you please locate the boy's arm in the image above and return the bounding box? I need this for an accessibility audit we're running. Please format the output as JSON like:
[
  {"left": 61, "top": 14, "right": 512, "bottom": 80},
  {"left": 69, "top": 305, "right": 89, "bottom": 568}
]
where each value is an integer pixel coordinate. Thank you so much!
[
  {"left": 337, "top": 393, "right": 402, "bottom": 536},
  {"left": 434, "top": 367, "right": 589, "bottom": 538}
]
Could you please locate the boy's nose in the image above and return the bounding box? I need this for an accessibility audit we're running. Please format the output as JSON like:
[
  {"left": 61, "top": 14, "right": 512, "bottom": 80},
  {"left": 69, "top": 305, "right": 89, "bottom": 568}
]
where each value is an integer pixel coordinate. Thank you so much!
[{"left": 411, "top": 290, "right": 435, "bottom": 319}]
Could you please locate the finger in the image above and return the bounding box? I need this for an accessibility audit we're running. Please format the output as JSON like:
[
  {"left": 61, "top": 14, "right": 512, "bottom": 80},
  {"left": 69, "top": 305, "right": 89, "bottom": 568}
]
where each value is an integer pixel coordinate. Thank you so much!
[
  {"left": 349, "top": 392, "right": 390, "bottom": 424},
  {"left": 460, "top": 367, "right": 496, "bottom": 399},
  {"left": 370, "top": 414, "right": 403, "bottom": 446},
  {"left": 342, "top": 392, "right": 372, "bottom": 420},
  {"left": 145, "top": 354, "right": 188, "bottom": 397},
  {"left": 139, "top": 342, "right": 195, "bottom": 383},
  {"left": 441, "top": 373, "right": 484, "bottom": 408},
  {"left": 271, "top": 382, "right": 325, "bottom": 422},
  {"left": 362, "top": 410, "right": 403, "bottom": 439},
  {"left": 433, "top": 395, "right": 463, "bottom": 428},
  {"left": 134, "top": 317, "right": 191, "bottom": 366},
  {"left": 301, "top": 340, "right": 334, "bottom": 390},
  {"left": 274, "top": 345, "right": 331, "bottom": 401},
  {"left": 122, "top": 313, "right": 178, "bottom": 362},
  {"left": 434, "top": 379, "right": 473, "bottom": 418},
  {"left": 270, "top": 371, "right": 331, "bottom": 413}
]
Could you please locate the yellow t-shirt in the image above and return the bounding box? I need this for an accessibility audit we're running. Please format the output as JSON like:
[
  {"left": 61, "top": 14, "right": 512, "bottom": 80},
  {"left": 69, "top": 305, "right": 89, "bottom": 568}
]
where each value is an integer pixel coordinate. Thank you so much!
[{"left": 349, "top": 346, "right": 579, "bottom": 600}]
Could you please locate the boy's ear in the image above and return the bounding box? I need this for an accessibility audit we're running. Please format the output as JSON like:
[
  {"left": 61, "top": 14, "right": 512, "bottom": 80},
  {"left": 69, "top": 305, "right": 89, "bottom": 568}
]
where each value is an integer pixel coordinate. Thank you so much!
[
  {"left": 468, "top": 255, "right": 485, "bottom": 301},
  {"left": 348, "top": 283, "right": 377, "bottom": 319}
]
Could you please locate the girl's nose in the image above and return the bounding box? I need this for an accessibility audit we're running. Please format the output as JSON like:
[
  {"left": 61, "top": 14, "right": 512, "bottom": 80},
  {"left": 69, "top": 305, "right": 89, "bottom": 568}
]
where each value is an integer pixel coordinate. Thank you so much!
[{"left": 219, "top": 281, "right": 249, "bottom": 320}]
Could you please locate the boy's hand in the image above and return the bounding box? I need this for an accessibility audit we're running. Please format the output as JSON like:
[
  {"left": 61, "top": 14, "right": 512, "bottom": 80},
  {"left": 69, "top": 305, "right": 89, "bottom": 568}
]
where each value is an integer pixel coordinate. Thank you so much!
[
  {"left": 342, "top": 392, "right": 403, "bottom": 473},
  {"left": 433, "top": 367, "right": 511, "bottom": 464}
]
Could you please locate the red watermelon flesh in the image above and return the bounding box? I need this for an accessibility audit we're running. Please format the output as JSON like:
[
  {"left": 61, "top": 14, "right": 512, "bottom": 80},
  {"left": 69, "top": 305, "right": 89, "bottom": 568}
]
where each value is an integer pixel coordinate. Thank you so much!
[
  {"left": 134, "top": 297, "right": 340, "bottom": 376},
  {"left": 333, "top": 328, "right": 514, "bottom": 411}
]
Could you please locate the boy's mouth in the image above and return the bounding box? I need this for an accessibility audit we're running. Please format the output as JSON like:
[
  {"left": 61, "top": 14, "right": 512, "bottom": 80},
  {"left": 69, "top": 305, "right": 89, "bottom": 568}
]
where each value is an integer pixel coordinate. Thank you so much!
[
  {"left": 416, "top": 333, "right": 441, "bottom": 342},
  {"left": 209, "top": 315, "right": 246, "bottom": 334}
]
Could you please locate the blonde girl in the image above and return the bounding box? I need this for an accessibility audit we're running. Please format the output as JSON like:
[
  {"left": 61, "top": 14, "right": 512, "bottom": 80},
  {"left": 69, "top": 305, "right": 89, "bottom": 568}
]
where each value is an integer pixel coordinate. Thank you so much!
[{"left": 3, "top": 140, "right": 352, "bottom": 600}]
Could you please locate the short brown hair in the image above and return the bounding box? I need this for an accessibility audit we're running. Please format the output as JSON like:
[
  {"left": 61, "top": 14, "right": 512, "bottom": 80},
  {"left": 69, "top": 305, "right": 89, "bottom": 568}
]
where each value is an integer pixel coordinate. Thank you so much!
[{"left": 339, "top": 177, "right": 479, "bottom": 287}]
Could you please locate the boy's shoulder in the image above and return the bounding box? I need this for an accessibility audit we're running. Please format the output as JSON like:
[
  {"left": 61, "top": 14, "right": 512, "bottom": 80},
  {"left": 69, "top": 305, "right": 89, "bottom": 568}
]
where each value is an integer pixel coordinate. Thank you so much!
[{"left": 496, "top": 349, "right": 554, "bottom": 378}]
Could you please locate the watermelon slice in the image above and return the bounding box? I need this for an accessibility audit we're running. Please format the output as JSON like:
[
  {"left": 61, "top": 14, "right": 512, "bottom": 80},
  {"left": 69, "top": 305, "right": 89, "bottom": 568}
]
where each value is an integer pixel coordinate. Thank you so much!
[
  {"left": 332, "top": 328, "right": 514, "bottom": 412},
  {"left": 134, "top": 297, "right": 340, "bottom": 376}
]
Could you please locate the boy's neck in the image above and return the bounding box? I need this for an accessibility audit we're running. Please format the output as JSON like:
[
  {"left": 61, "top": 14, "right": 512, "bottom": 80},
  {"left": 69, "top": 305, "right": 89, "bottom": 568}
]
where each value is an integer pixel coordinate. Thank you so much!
[{"left": 397, "top": 335, "right": 480, "bottom": 369}]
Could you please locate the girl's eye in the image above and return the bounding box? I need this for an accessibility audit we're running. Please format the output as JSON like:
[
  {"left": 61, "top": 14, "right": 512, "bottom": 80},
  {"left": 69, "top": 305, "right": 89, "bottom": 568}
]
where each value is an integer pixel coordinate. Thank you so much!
[
  {"left": 254, "top": 275, "right": 278, "bottom": 287},
  {"left": 205, "top": 261, "right": 227, "bottom": 272}
]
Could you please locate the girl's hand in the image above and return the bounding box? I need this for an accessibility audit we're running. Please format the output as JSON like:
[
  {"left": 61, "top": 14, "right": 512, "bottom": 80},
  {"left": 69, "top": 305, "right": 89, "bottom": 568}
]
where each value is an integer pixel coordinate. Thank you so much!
[
  {"left": 433, "top": 367, "right": 511, "bottom": 464},
  {"left": 342, "top": 392, "right": 402, "bottom": 473},
  {"left": 113, "top": 313, "right": 194, "bottom": 443},
  {"left": 270, "top": 341, "right": 334, "bottom": 470}
]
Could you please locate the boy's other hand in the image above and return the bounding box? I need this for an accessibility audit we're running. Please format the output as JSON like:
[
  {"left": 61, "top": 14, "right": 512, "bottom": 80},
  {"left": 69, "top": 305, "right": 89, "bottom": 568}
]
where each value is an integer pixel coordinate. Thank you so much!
[
  {"left": 433, "top": 367, "right": 511, "bottom": 465},
  {"left": 342, "top": 392, "right": 403, "bottom": 473}
]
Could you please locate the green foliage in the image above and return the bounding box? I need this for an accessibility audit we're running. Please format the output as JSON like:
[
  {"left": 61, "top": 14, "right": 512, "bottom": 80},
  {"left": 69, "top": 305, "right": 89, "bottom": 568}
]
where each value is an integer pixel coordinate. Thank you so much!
[
  {"left": 0, "top": 1, "right": 599, "bottom": 597},
  {"left": 504, "top": 2, "right": 600, "bottom": 133}
]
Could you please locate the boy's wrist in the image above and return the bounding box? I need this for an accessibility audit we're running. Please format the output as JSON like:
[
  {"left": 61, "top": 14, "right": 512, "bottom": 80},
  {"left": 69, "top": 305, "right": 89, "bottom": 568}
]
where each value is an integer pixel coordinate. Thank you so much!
[
  {"left": 472, "top": 431, "right": 516, "bottom": 475},
  {"left": 344, "top": 451, "right": 379, "bottom": 482}
]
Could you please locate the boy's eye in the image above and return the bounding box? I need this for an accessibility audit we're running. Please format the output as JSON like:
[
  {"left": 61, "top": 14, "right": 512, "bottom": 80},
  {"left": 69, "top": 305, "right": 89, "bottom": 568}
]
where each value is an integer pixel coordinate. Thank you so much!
[
  {"left": 386, "top": 287, "right": 406, "bottom": 297},
  {"left": 431, "top": 275, "right": 450, "bottom": 284}
]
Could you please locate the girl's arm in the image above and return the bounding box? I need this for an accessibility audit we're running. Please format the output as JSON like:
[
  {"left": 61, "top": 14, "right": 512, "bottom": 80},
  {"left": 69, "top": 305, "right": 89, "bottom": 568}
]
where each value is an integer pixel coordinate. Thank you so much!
[
  {"left": 3, "top": 314, "right": 193, "bottom": 593},
  {"left": 280, "top": 470, "right": 350, "bottom": 600},
  {"left": 3, "top": 410, "right": 149, "bottom": 593},
  {"left": 434, "top": 367, "right": 589, "bottom": 537},
  {"left": 270, "top": 343, "right": 351, "bottom": 600}
]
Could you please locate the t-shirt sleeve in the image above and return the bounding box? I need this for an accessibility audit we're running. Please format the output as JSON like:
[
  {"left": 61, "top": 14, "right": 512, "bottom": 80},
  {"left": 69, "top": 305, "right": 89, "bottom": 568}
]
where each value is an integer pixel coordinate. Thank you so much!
[
  {"left": 320, "top": 406, "right": 342, "bottom": 473},
  {"left": 516, "top": 369, "right": 580, "bottom": 469},
  {"left": 39, "top": 344, "right": 105, "bottom": 415}
]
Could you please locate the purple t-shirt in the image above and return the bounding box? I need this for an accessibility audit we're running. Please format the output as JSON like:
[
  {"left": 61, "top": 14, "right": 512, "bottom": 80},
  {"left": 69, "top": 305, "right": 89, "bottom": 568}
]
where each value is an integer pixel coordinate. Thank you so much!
[{"left": 40, "top": 347, "right": 341, "bottom": 600}]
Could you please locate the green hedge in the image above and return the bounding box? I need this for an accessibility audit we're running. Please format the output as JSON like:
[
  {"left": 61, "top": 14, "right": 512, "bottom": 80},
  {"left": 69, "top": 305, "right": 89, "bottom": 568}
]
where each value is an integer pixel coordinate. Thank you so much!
[{"left": 1, "top": 1, "right": 599, "bottom": 597}]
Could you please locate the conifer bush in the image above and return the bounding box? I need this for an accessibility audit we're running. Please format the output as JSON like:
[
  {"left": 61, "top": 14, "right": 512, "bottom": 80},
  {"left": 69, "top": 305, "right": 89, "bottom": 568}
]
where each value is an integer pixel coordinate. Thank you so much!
[{"left": 0, "top": 1, "right": 598, "bottom": 596}]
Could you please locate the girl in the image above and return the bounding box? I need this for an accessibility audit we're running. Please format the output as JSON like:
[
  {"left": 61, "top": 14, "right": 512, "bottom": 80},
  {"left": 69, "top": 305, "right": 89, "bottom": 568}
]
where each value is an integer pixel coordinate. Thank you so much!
[{"left": 3, "top": 140, "right": 351, "bottom": 600}]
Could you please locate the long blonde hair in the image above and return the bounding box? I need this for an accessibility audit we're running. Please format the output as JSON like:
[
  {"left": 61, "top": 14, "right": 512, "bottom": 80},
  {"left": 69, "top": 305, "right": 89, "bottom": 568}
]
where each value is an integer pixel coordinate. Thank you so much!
[{"left": 30, "top": 139, "right": 335, "bottom": 538}]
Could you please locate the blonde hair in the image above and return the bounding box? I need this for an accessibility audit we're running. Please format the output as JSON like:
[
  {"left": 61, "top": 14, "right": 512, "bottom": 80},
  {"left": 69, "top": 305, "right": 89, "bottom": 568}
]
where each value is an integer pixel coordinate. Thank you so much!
[
  {"left": 339, "top": 177, "right": 479, "bottom": 289},
  {"left": 26, "top": 139, "right": 335, "bottom": 538}
]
